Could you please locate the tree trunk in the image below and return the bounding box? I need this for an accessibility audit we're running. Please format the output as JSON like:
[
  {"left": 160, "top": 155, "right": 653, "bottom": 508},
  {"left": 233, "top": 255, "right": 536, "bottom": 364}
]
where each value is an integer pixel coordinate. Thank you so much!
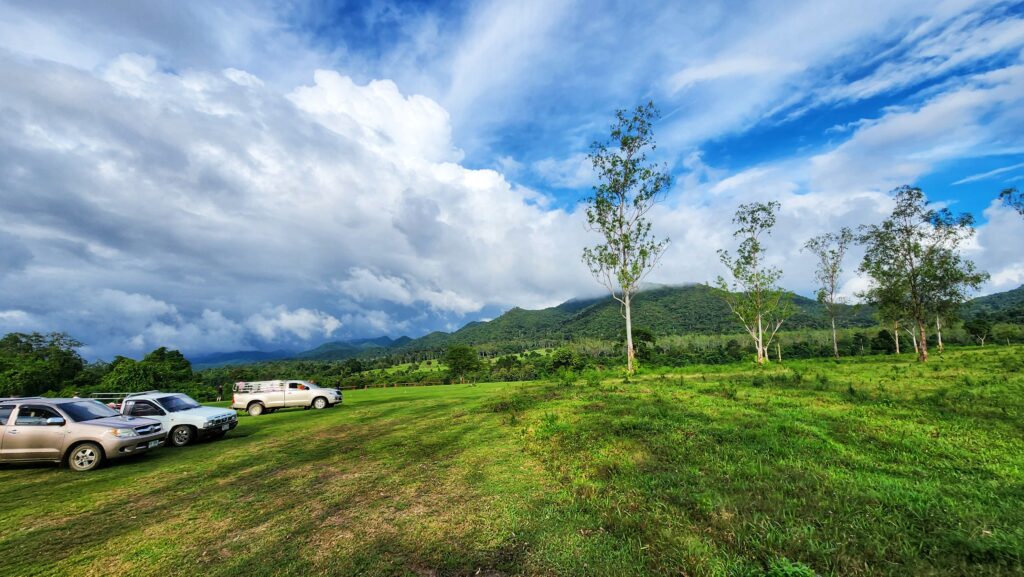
[
  {"left": 756, "top": 313, "right": 765, "bottom": 364},
  {"left": 917, "top": 321, "right": 929, "bottom": 362},
  {"left": 906, "top": 328, "right": 918, "bottom": 355},
  {"left": 831, "top": 316, "right": 839, "bottom": 359},
  {"left": 624, "top": 292, "right": 636, "bottom": 375},
  {"left": 893, "top": 320, "right": 900, "bottom": 355},
  {"left": 776, "top": 341, "right": 782, "bottom": 362},
  {"left": 935, "top": 315, "right": 944, "bottom": 353}
]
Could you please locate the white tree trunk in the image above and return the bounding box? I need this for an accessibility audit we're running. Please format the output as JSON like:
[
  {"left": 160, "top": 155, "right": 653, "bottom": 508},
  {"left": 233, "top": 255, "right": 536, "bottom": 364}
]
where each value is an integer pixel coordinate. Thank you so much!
[
  {"left": 893, "top": 320, "right": 900, "bottom": 355},
  {"left": 831, "top": 316, "right": 839, "bottom": 359},
  {"left": 935, "top": 315, "right": 944, "bottom": 353},
  {"left": 624, "top": 292, "right": 636, "bottom": 374},
  {"left": 756, "top": 313, "right": 765, "bottom": 364}
]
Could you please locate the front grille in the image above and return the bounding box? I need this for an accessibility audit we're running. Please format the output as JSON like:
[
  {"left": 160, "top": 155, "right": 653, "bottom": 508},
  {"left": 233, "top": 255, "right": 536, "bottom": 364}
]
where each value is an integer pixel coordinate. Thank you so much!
[
  {"left": 206, "top": 414, "right": 236, "bottom": 427},
  {"left": 134, "top": 424, "right": 162, "bottom": 435}
]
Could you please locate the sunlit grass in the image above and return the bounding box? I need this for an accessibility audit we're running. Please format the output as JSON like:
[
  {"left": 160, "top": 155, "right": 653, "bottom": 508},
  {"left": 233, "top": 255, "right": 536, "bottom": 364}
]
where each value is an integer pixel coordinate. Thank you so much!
[{"left": 1, "top": 346, "right": 1021, "bottom": 576}]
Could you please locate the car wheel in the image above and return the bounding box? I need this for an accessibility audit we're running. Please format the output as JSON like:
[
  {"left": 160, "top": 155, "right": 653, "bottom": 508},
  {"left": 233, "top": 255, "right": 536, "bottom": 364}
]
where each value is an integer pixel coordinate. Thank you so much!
[
  {"left": 169, "top": 425, "right": 195, "bottom": 447},
  {"left": 68, "top": 443, "right": 103, "bottom": 472},
  {"left": 247, "top": 403, "right": 264, "bottom": 417},
  {"left": 312, "top": 397, "right": 328, "bottom": 410}
]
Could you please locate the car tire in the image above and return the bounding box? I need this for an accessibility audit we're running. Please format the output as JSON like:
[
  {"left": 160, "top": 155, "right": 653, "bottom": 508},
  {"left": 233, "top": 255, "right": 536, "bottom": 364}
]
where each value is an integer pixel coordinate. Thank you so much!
[
  {"left": 169, "top": 425, "right": 195, "bottom": 447},
  {"left": 312, "top": 397, "right": 328, "bottom": 410},
  {"left": 67, "top": 443, "right": 104, "bottom": 472},
  {"left": 247, "top": 403, "right": 264, "bottom": 417}
]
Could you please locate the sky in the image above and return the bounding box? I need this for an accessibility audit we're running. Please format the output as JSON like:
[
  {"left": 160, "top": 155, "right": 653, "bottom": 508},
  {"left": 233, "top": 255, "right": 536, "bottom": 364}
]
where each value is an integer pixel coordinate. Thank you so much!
[{"left": 0, "top": 0, "right": 1023, "bottom": 360}]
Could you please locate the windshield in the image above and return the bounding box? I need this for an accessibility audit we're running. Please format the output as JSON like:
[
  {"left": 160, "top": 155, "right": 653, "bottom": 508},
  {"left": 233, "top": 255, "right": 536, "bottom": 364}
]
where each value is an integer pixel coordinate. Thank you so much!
[
  {"left": 62, "top": 400, "right": 120, "bottom": 422},
  {"left": 157, "top": 395, "right": 201, "bottom": 412}
]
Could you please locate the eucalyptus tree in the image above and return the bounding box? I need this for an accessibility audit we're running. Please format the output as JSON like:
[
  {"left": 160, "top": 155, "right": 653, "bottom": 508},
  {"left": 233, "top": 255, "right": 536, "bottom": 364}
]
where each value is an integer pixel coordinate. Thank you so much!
[
  {"left": 582, "top": 102, "right": 671, "bottom": 375},
  {"left": 999, "top": 187, "right": 1023, "bottom": 216},
  {"left": 716, "top": 201, "right": 793, "bottom": 364},
  {"left": 858, "top": 186, "right": 988, "bottom": 362},
  {"left": 803, "top": 227, "right": 854, "bottom": 359}
]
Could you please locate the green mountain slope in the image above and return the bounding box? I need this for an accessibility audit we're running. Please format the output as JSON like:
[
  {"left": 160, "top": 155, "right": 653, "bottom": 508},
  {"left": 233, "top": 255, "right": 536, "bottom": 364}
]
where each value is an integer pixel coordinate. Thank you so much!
[
  {"left": 962, "top": 285, "right": 1024, "bottom": 323},
  {"left": 299, "top": 336, "right": 398, "bottom": 361},
  {"left": 298, "top": 284, "right": 1022, "bottom": 360},
  {"left": 387, "top": 284, "right": 876, "bottom": 354}
]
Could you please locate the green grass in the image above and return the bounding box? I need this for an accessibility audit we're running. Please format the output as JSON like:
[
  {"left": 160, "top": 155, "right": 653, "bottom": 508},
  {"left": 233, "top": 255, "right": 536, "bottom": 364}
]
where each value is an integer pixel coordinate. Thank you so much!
[{"left": 1, "top": 346, "right": 1022, "bottom": 576}]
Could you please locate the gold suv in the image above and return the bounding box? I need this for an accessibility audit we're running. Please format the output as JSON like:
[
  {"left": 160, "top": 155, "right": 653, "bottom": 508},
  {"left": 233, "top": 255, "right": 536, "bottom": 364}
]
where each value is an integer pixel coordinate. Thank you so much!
[{"left": 0, "top": 398, "right": 165, "bottom": 471}]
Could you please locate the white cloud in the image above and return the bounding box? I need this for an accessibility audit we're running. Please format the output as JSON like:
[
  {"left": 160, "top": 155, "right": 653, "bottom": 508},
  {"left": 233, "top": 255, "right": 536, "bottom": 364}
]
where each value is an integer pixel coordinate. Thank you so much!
[
  {"left": 670, "top": 57, "right": 804, "bottom": 93},
  {"left": 0, "top": 50, "right": 595, "bottom": 357},
  {"left": 953, "top": 162, "right": 1024, "bottom": 185},
  {"left": 532, "top": 153, "right": 594, "bottom": 189},
  {"left": 245, "top": 306, "right": 342, "bottom": 341}
]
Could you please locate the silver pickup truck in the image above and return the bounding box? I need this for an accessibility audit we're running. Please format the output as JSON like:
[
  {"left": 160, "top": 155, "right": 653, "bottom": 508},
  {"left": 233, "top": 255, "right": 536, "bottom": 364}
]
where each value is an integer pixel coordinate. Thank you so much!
[{"left": 231, "top": 380, "right": 342, "bottom": 416}]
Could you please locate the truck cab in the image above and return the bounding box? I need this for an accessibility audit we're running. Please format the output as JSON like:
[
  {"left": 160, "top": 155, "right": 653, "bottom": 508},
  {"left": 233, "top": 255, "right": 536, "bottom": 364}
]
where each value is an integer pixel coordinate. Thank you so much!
[{"left": 96, "top": 391, "right": 238, "bottom": 448}]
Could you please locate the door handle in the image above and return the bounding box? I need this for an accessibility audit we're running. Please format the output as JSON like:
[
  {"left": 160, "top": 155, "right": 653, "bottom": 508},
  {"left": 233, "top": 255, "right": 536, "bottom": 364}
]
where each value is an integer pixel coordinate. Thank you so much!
[{"left": 8, "top": 429, "right": 17, "bottom": 434}]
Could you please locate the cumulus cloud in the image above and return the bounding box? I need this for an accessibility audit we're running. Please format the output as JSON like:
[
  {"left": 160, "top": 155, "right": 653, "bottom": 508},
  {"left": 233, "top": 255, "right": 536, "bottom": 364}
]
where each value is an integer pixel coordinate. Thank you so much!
[
  {"left": 0, "top": 49, "right": 594, "bottom": 358},
  {"left": 245, "top": 306, "right": 342, "bottom": 341}
]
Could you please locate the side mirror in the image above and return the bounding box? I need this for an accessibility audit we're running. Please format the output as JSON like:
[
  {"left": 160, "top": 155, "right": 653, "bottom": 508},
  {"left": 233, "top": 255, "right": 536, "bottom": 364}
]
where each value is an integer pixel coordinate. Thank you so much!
[{"left": 46, "top": 417, "right": 66, "bottom": 426}]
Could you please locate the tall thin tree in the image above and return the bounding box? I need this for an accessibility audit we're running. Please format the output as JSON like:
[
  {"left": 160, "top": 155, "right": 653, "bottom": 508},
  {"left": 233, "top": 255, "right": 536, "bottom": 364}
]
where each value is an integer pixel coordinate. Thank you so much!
[
  {"left": 803, "top": 227, "right": 854, "bottom": 359},
  {"left": 716, "top": 201, "right": 793, "bottom": 364},
  {"left": 582, "top": 102, "right": 670, "bottom": 375}
]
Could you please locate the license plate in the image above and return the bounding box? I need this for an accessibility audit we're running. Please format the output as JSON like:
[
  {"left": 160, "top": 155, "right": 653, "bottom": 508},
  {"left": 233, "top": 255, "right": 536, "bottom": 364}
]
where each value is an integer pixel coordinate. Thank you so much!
[
  {"left": 148, "top": 440, "right": 161, "bottom": 448},
  {"left": 221, "top": 424, "right": 230, "bottom": 431}
]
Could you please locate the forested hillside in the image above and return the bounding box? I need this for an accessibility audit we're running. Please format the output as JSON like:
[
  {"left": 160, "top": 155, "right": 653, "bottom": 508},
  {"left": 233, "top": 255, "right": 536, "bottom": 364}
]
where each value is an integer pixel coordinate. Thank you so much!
[
  {"left": 962, "top": 285, "right": 1024, "bottom": 323},
  {"left": 386, "top": 284, "right": 877, "bottom": 355}
]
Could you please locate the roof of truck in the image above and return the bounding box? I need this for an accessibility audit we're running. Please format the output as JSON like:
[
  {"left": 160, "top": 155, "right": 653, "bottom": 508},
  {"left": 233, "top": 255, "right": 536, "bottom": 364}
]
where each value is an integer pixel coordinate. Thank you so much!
[{"left": 0, "top": 397, "right": 107, "bottom": 405}]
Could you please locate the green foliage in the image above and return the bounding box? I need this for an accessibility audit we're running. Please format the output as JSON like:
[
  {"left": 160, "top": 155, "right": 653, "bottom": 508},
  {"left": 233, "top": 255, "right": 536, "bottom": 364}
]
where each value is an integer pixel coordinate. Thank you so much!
[
  {"left": 582, "top": 101, "right": 670, "bottom": 374},
  {"left": 766, "top": 558, "right": 816, "bottom": 577},
  {"left": 141, "top": 347, "right": 194, "bottom": 388},
  {"left": 99, "top": 357, "right": 156, "bottom": 392},
  {"left": 964, "top": 314, "right": 994, "bottom": 345},
  {"left": 859, "top": 186, "right": 988, "bottom": 361},
  {"left": 548, "top": 347, "right": 585, "bottom": 372},
  {"left": 0, "top": 332, "right": 85, "bottom": 397},
  {"left": 804, "top": 227, "right": 854, "bottom": 358},
  {"left": 999, "top": 187, "right": 1023, "bottom": 216},
  {"left": 444, "top": 344, "right": 482, "bottom": 383},
  {"left": 716, "top": 201, "right": 794, "bottom": 363}
]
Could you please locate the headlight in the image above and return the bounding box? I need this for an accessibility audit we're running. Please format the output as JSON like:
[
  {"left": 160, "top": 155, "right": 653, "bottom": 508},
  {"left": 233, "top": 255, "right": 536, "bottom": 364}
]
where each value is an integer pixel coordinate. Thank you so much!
[
  {"left": 109, "top": 428, "right": 138, "bottom": 438},
  {"left": 204, "top": 420, "right": 215, "bottom": 428}
]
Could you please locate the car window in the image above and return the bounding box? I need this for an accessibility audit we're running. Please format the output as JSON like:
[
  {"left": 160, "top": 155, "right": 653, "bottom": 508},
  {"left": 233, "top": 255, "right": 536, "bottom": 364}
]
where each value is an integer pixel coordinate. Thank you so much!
[
  {"left": 0, "top": 405, "right": 13, "bottom": 425},
  {"left": 157, "top": 395, "right": 200, "bottom": 412},
  {"left": 61, "top": 400, "right": 120, "bottom": 422},
  {"left": 128, "top": 400, "right": 162, "bottom": 417},
  {"left": 288, "top": 382, "right": 300, "bottom": 389},
  {"left": 14, "top": 406, "right": 61, "bottom": 426}
]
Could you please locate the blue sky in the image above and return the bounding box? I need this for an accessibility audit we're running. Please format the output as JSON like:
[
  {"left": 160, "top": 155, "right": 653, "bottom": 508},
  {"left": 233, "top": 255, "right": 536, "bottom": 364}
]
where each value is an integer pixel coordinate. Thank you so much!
[{"left": 0, "top": 0, "right": 1022, "bottom": 359}]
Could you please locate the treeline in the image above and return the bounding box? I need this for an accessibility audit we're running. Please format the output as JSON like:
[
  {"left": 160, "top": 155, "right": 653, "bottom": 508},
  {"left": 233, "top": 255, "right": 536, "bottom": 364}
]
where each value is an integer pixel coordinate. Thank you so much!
[
  {"left": 209, "top": 322, "right": 1024, "bottom": 390},
  {"left": 0, "top": 332, "right": 217, "bottom": 400}
]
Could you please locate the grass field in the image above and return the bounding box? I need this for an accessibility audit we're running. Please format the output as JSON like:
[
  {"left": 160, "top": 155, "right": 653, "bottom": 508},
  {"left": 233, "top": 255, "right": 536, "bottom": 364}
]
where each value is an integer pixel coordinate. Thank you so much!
[{"left": 1, "top": 346, "right": 1022, "bottom": 576}]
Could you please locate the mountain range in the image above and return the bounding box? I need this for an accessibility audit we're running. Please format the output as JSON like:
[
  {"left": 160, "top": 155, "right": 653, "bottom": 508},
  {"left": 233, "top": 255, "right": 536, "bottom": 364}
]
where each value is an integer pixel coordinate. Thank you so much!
[{"left": 190, "top": 284, "right": 1024, "bottom": 368}]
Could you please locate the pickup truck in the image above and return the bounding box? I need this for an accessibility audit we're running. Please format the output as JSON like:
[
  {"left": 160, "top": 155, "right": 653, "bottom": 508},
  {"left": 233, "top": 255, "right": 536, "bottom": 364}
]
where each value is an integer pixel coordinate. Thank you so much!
[
  {"left": 232, "top": 380, "right": 342, "bottom": 416},
  {"left": 0, "top": 397, "right": 164, "bottom": 471},
  {"left": 92, "top": 390, "right": 238, "bottom": 448}
]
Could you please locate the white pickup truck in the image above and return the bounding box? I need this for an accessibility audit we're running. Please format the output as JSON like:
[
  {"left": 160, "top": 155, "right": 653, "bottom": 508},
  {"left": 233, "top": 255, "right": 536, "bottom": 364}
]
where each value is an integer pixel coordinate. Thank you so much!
[
  {"left": 232, "top": 380, "right": 342, "bottom": 416},
  {"left": 92, "top": 391, "right": 238, "bottom": 448}
]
